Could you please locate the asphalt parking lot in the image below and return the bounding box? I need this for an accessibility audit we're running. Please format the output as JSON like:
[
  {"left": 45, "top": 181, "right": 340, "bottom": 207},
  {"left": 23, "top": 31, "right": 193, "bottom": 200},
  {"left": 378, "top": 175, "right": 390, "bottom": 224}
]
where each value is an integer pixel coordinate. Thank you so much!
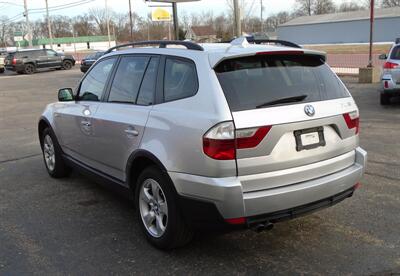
[{"left": 1, "top": 68, "right": 400, "bottom": 275}]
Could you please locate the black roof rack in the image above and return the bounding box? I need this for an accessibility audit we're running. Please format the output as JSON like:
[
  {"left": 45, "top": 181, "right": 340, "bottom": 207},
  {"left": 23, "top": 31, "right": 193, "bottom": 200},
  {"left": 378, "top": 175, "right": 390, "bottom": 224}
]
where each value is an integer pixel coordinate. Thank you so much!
[
  {"left": 104, "top": 40, "right": 204, "bottom": 54},
  {"left": 246, "top": 38, "right": 302, "bottom": 49}
]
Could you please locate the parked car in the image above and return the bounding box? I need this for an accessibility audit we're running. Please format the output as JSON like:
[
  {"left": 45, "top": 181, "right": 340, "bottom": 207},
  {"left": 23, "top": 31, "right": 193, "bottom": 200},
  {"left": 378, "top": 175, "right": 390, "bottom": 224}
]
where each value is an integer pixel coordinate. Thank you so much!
[
  {"left": 379, "top": 40, "right": 400, "bottom": 105},
  {"left": 38, "top": 39, "right": 367, "bottom": 249},
  {"left": 0, "top": 50, "right": 6, "bottom": 73},
  {"left": 80, "top": 51, "right": 105, "bottom": 73},
  {"left": 5, "top": 48, "right": 75, "bottom": 74}
]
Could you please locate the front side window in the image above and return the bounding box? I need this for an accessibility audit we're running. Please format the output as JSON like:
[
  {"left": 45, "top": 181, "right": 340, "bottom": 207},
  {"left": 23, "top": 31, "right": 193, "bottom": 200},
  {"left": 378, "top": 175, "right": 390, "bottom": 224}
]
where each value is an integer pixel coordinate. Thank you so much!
[
  {"left": 108, "top": 56, "right": 149, "bottom": 104},
  {"left": 215, "top": 54, "right": 350, "bottom": 112},
  {"left": 164, "top": 58, "right": 198, "bottom": 102},
  {"left": 79, "top": 58, "right": 116, "bottom": 101},
  {"left": 46, "top": 50, "right": 57, "bottom": 57}
]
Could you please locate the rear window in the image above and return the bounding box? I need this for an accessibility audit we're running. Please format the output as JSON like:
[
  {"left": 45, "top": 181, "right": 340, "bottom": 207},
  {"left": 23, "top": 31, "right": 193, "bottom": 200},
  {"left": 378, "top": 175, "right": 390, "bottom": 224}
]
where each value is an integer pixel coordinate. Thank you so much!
[
  {"left": 390, "top": 46, "right": 400, "bottom": 60},
  {"left": 215, "top": 54, "right": 350, "bottom": 112}
]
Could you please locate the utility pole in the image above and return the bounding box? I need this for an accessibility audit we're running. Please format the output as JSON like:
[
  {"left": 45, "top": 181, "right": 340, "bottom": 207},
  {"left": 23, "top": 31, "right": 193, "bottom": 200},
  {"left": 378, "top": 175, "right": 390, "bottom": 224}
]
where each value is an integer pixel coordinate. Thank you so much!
[
  {"left": 105, "top": 0, "right": 111, "bottom": 47},
  {"left": 368, "top": 0, "right": 374, "bottom": 67},
  {"left": 23, "top": 0, "right": 32, "bottom": 47},
  {"left": 128, "top": 0, "right": 133, "bottom": 41},
  {"left": 172, "top": 2, "right": 179, "bottom": 40},
  {"left": 260, "top": 0, "right": 263, "bottom": 33},
  {"left": 45, "top": 0, "right": 53, "bottom": 49},
  {"left": 233, "top": 0, "right": 241, "bottom": 37}
]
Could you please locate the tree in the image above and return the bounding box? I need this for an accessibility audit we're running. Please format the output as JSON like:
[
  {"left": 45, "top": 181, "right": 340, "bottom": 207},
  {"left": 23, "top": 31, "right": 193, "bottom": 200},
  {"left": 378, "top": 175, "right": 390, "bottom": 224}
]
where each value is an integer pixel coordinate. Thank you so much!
[
  {"left": 295, "top": 0, "right": 314, "bottom": 16},
  {"left": 51, "top": 16, "right": 72, "bottom": 37},
  {"left": 314, "top": 0, "right": 336, "bottom": 14},
  {"left": 381, "top": 0, "right": 400, "bottom": 7},
  {"left": 0, "top": 16, "right": 9, "bottom": 47},
  {"left": 72, "top": 15, "right": 96, "bottom": 36},
  {"left": 338, "top": 1, "right": 366, "bottom": 12}
]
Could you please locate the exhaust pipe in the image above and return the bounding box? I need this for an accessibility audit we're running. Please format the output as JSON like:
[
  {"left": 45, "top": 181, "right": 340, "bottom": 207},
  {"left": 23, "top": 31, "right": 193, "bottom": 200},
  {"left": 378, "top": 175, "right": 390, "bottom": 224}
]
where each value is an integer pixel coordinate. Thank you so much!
[{"left": 252, "top": 222, "right": 274, "bottom": 233}]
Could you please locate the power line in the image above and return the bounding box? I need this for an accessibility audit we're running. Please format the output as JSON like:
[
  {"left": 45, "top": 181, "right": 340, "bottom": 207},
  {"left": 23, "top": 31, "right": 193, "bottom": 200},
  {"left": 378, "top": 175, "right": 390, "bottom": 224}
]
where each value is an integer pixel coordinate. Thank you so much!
[{"left": 28, "top": 0, "right": 96, "bottom": 13}]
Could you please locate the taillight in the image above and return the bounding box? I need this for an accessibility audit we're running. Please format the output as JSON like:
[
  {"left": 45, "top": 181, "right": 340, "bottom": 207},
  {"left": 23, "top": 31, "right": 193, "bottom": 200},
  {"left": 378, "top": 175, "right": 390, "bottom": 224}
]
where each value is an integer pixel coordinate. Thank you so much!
[
  {"left": 343, "top": 111, "right": 360, "bottom": 134},
  {"left": 203, "top": 122, "right": 236, "bottom": 160},
  {"left": 384, "top": 81, "right": 389, "bottom": 89},
  {"left": 383, "top": 62, "right": 399, "bottom": 69},
  {"left": 12, "top": 58, "right": 16, "bottom": 65},
  {"left": 236, "top": 126, "right": 271, "bottom": 149},
  {"left": 203, "top": 122, "right": 271, "bottom": 160}
]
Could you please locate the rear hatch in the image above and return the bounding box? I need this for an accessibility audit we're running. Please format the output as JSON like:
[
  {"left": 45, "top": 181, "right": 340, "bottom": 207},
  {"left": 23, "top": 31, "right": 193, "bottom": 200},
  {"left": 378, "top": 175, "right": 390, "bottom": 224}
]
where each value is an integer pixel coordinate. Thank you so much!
[
  {"left": 4, "top": 52, "right": 16, "bottom": 67},
  {"left": 385, "top": 45, "right": 400, "bottom": 84},
  {"left": 214, "top": 51, "right": 360, "bottom": 191}
]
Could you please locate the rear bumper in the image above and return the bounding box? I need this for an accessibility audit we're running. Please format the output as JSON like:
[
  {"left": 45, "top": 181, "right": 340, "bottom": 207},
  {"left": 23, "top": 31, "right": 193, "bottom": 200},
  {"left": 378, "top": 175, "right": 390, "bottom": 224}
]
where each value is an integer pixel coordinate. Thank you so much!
[
  {"left": 170, "top": 147, "right": 367, "bottom": 220},
  {"left": 382, "top": 76, "right": 400, "bottom": 93}
]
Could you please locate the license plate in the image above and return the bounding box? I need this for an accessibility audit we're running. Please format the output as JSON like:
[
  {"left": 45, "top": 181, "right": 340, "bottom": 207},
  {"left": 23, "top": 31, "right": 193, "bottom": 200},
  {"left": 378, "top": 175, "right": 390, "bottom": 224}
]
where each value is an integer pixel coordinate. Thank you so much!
[{"left": 294, "top": 127, "right": 326, "bottom": 151}]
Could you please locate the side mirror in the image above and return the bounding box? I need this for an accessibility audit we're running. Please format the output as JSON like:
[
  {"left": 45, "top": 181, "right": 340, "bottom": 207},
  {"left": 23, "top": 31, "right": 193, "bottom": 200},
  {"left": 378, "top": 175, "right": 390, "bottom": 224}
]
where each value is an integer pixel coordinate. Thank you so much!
[
  {"left": 379, "top": 54, "right": 388, "bottom": 60},
  {"left": 58, "top": 88, "right": 74, "bottom": 102}
]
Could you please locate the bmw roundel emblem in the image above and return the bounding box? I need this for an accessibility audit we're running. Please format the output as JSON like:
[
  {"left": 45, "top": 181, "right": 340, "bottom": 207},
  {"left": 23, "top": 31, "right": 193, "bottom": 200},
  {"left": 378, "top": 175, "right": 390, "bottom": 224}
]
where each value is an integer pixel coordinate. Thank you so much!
[{"left": 304, "top": 104, "right": 315, "bottom": 117}]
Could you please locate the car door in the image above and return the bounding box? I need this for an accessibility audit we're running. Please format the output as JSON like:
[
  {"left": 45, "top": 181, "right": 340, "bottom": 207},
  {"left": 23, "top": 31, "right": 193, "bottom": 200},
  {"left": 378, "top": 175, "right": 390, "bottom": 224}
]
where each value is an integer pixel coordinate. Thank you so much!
[
  {"left": 36, "top": 50, "right": 49, "bottom": 68},
  {"left": 46, "top": 49, "right": 61, "bottom": 67},
  {"left": 89, "top": 55, "right": 159, "bottom": 181},
  {"left": 54, "top": 56, "right": 118, "bottom": 167}
]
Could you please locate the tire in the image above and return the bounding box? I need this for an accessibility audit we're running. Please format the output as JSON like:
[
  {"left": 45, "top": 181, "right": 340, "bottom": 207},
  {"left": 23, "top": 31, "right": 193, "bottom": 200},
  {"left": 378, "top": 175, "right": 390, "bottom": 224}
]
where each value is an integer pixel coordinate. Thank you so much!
[
  {"left": 24, "top": 63, "right": 35, "bottom": 74},
  {"left": 62, "top": 60, "right": 73, "bottom": 70},
  {"left": 380, "top": 93, "right": 391, "bottom": 105},
  {"left": 41, "top": 128, "right": 70, "bottom": 178},
  {"left": 135, "top": 166, "right": 193, "bottom": 249}
]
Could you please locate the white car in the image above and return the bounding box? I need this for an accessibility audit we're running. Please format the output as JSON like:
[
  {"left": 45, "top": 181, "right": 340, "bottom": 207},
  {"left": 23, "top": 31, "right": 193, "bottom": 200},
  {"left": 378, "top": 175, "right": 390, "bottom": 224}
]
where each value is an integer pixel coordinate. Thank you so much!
[{"left": 379, "top": 41, "right": 400, "bottom": 105}]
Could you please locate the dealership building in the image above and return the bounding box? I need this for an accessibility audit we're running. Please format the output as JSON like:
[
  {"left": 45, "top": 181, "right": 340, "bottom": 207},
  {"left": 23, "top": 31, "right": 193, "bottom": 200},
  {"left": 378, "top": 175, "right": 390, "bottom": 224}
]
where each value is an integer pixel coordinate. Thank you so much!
[
  {"left": 277, "top": 7, "right": 400, "bottom": 45},
  {"left": 17, "top": 36, "right": 116, "bottom": 51}
]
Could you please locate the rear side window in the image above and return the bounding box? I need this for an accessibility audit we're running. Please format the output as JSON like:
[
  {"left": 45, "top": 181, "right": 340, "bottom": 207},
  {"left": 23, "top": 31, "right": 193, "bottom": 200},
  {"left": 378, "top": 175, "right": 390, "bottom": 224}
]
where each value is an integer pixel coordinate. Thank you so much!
[
  {"left": 390, "top": 46, "right": 400, "bottom": 60},
  {"left": 164, "top": 57, "right": 198, "bottom": 102},
  {"left": 79, "top": 57, "right": 116, "bottom": 101},
  {"left": 108, "top": 56, "right": 149, "bottom": 104},
  {"left": 215, "top": 54, "right": 350, "bottom": 112},
  {"left": 137, "top": 57, "right": 159, "bottom": 106}
]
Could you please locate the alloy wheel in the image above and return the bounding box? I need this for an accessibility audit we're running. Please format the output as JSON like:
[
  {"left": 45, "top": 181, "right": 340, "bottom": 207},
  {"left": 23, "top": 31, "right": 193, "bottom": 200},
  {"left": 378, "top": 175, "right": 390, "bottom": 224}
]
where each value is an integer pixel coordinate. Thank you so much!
[
  {"left": 43, "top": 134, "right": 55, "bottom": 172},
  {"left": 139, "top": 179, "right": 168, "bottom": 238}
]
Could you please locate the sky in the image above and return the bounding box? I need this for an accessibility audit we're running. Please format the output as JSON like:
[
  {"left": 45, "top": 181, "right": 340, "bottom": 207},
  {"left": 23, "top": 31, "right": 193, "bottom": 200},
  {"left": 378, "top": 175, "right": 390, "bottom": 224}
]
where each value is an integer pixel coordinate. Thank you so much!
[{"left": 0, "top": 0, "right": 351, "bottom": 22}]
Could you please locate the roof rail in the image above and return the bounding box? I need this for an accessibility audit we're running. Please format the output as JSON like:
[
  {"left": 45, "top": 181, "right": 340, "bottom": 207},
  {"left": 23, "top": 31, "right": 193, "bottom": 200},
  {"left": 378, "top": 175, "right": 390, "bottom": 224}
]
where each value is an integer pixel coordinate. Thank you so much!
[
  {"left": 246, "top": 38, "right": 302, "bottom": 49},
  {"left": 104, "top": 40, "right": 204, "bottom": 54}
]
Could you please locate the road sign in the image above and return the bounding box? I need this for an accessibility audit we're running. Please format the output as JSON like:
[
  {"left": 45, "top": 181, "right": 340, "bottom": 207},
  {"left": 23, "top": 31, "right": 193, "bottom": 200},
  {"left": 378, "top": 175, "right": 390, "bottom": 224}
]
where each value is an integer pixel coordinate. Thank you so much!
[{"left": 151, "top": 7, "right": 172, "bottom": 21}]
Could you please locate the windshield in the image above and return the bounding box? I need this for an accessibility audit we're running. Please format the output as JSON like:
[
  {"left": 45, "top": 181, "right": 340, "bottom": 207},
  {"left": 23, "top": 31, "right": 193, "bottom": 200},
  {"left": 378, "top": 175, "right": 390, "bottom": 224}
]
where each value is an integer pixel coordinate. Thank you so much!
[
  {"left": 215, "top": 54, "right": 350, "bottom": 112},
  {"left": 85, "top": 53, "right": 96, "bottom": 59}
]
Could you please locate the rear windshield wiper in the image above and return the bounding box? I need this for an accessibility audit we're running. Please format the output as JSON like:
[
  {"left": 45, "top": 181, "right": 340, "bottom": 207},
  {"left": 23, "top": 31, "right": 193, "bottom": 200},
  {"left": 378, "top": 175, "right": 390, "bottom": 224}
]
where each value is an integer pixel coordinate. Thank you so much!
[{"left": 256, "top": 95, "right": 308, "bottom": 108}]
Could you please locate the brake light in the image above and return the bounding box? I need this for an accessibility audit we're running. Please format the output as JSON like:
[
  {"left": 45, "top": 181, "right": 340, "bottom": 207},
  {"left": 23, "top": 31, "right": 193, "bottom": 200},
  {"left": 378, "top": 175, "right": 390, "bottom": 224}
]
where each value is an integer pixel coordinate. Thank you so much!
[
  {"left": 384, "top": 81, "right": 389, "bottom": 89},
  {"left": 12, "top": 58, "right": 16, "bottom": 65},
  {"left": 203, "top": 122, "right": 271, "bottom": 160},
  {"left": 203, "top": 122, "right": 236, "bottom": 160},
  {"left": 343, "top": 111, "right": 360, "bottom": 134},
  {"left": 256, "top": 50, "right": 304, "bottom": 56},
  {"left": 236, "top": 126, "right": 272, "bottom": 149},
  {"left": 383, "top": 62, "right": 399, "bottom": 69}
]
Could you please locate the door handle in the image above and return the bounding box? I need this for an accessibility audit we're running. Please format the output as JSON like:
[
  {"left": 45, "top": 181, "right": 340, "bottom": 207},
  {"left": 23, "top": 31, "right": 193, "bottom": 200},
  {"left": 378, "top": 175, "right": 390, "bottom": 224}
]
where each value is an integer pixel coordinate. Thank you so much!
[
  {"left": 81, "top": 120, "right": 91, "bottom": 127},
  {"left": 124, "top": 128, "right": 139, "bottom": 137}
]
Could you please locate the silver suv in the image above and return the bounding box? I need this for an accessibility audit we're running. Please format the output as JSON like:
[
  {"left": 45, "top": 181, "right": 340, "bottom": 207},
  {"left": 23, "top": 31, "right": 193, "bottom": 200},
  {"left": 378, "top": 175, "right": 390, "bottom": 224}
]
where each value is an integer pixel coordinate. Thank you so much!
[
  {"left": 379, "top": 41, "right": 400, "bottom": 105},
  {"left": 38, "top": 39, "right": 367, "bottom": 249}
]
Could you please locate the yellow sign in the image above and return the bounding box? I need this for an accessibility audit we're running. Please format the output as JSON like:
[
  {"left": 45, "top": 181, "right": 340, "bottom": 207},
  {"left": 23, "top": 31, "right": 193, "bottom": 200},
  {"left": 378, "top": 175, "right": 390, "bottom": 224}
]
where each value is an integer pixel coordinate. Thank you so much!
[{"left": 151, "top": 7, "right": 172, "bottom": 22}]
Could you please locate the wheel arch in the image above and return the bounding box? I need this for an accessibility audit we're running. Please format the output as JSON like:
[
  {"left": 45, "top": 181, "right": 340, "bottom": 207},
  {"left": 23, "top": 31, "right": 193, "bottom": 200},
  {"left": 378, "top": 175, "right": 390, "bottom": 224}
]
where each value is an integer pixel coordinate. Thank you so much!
[
  {"left": 38, "top": 116, "right": 53, "bottom": 148},
  {"left": 126, "top": 150, "right": 173, "bottom": 197}
]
